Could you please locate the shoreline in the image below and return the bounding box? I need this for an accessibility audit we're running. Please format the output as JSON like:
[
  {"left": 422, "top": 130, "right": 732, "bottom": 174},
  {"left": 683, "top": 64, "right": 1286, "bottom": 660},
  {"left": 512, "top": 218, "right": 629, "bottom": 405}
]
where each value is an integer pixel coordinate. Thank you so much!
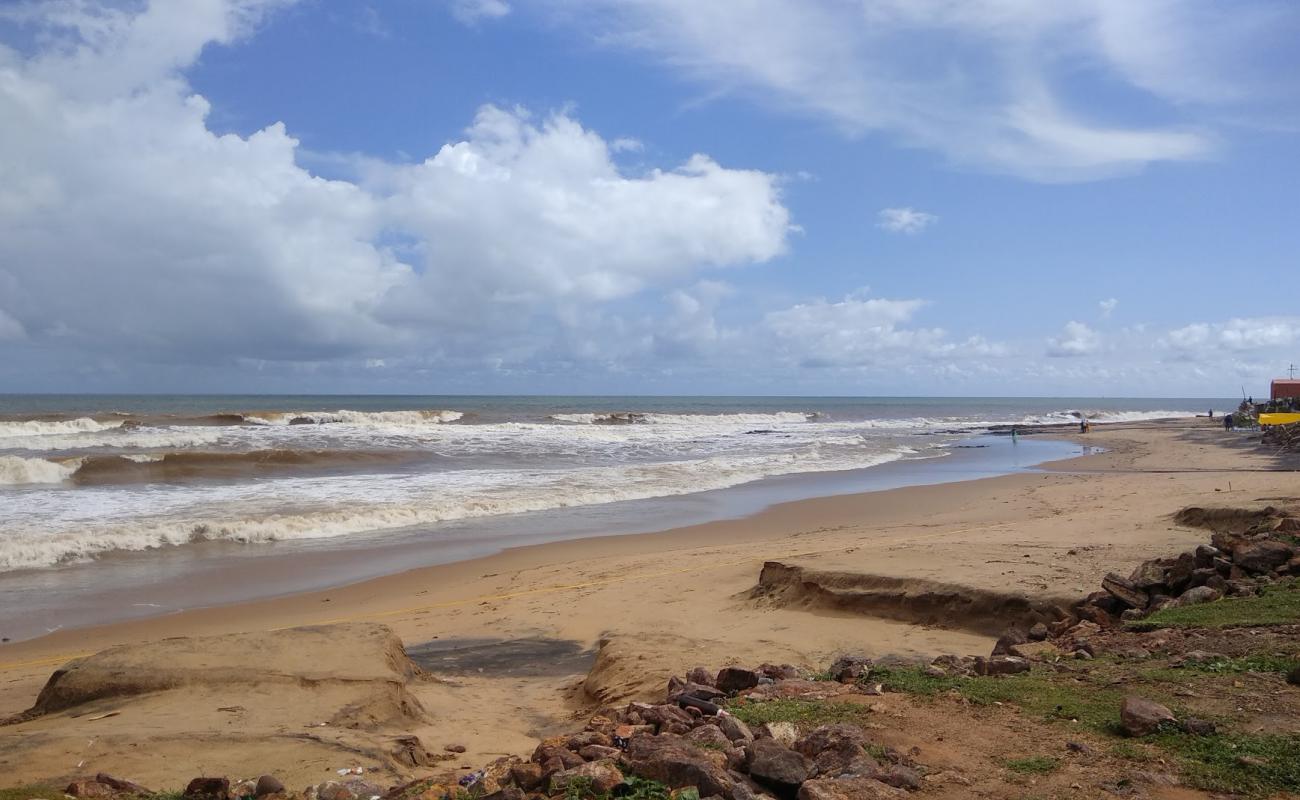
[
  {"left": 3, "top": 416, "right": 1297, "bottom": 786},
  {"left": 0, "top": 432, "right": 1084, "bottom": 641}
]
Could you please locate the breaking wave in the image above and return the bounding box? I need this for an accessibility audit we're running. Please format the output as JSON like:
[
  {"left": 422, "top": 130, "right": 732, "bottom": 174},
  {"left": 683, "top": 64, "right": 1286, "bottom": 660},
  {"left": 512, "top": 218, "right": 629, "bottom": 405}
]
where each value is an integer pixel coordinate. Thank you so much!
[
  {"left": 0, "top": 455, "right": 80, "bottom": 486},
  {"left": 0, "top": 445, "right": 916, "bottom": 570},
  {"left": 550, "top": 411, "right": 816, "bottom": 426},
  {"left": 244, "top": 409, "right": 464, "bottom": 426},
  {"left": 1016, "top": 409, "right": 1195, "bottom": 426},
  {"left": 0, "top": 417, "right": 123, "bottom": 438}
]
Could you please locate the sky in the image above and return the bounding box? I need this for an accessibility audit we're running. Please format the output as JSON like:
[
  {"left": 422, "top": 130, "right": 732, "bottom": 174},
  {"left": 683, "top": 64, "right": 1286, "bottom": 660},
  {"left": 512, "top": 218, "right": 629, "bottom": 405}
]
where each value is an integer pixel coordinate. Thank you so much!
[{"left": 0, "top": 0, "right": 1298, "bottom": 397}]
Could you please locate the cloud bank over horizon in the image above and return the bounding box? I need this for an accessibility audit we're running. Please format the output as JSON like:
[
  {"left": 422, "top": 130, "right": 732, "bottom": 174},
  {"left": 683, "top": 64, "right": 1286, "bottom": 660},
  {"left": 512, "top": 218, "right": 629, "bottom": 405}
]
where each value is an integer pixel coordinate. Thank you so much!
[{"left": 0, "top": 0, "right": 1296, "bottom": 396}]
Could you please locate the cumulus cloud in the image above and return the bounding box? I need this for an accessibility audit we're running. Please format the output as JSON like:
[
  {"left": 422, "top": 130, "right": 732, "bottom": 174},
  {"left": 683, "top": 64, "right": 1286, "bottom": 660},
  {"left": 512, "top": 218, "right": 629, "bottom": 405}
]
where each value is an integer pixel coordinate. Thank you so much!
[
  {"left": 548, "top": 0, "right": 1297, "bottom": 180},
  {"left": 877, "top": 207, "right": 937, "bottom": 235},
  {"left": 1164, "top": 317, "right": 1300, "bottom": 354},
  {"left": 1047, "top": 321, "right": 1101, "bottom": 357},
  {"left": 1099, "top": 297, "right": 1118, "bottom": 317},
  {"left": 762, "top": 290, "right": 999, "bottom": 368},
  {"left": 0, "top": 0, "right": 790, "bottom": 378}
]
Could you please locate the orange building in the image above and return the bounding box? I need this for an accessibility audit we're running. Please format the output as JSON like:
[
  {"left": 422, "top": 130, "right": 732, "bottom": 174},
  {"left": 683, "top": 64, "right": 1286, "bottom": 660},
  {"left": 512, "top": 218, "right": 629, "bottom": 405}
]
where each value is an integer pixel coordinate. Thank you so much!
[{"left": 1272, "top": 379, "right": 1300, "bottom": 401}]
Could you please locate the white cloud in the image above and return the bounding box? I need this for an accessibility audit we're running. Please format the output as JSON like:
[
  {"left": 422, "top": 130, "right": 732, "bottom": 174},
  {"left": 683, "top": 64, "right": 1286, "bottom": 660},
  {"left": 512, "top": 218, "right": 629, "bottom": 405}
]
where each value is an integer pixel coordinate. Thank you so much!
[
  {"left": 1164, "top": 317, "right": 1300, "bottom": 354},
  {"left": 1047, "top": 320, "right": 1101, "bottom": 357},
  {"left": 761, "top": 290, "right": 999, "bottom": 368},
  {"left": 448, "top": 0, "right": 510, "bottom": 24},
  {"left": 550, "top": 0, "right": 1296, "bottom": 180},
  {"left": 0, "top": 309, "right": 25, "bottom": 341},
  {"left": 1099, "top": 297, "right": 1118, "bottom": 317},
  {"left": 877, "top": 207, "right": 937, "bottom": 235},
  {"left": 0, "top": 1, "right": 791, "bottom": 374}
]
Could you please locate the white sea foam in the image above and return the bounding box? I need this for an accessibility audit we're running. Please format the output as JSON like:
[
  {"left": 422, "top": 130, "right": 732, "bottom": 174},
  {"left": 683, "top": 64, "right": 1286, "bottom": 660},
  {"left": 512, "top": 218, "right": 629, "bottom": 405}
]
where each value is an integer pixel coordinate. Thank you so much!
[
  {"left": 0, "top": 443, "right": 914, "bottom": 570},
  {"left": 0, "top": 456, "right": 79, "bottom": 485},
  {"left": 0, "top": 427, "right": 227, "bottom": 452},
  {"left": 0, "top": 417, "right": 122, "bottom": 438},
  {"left": 247, "top": 409, "right": 463, "bottom": 426},
  {"left": 1015, "top": 409, "right": 1194, "bottom": 425}
]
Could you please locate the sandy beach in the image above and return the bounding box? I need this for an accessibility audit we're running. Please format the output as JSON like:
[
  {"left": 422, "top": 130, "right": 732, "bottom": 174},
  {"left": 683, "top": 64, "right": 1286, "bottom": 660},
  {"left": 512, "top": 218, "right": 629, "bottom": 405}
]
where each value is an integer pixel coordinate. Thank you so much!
[{"left": 1, "top": 416, "right": 1296, "bottom": 787}]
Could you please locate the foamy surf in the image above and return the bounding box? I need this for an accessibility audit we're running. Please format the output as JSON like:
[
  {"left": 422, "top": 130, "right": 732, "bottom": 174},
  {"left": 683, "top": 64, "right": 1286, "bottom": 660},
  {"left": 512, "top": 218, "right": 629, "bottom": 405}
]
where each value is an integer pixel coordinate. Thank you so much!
[
  {"left": 0, "top": 455, "right": 80, "bottom": 486},
  {"left": 0, "top": 417, "right": 123, "bottom": 438}
]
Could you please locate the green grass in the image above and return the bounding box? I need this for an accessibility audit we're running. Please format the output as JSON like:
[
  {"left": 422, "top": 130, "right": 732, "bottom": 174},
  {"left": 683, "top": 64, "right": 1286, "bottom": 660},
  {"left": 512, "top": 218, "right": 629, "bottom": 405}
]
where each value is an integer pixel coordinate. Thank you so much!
[
  {"left": 1153, "top": 732, "right": 1300, "bottom": 797},
  {"left": 1142, "top": 653, "right": 1300, "bottom": 683},
  {"left": 1131, "top": 579, "right": 1300, "bottom": 629},
  {"left": 1004, "top": 756, "right": 1060, "bottom": 774},
  {"left": 872, "top": 666, "right": 1128, "bottom": 733},
  {"left": 726, "top": 698, "right": 873, "bottom": 728},
  {"left": 562, "top": 776, "right": 673, "bottom": 800}
]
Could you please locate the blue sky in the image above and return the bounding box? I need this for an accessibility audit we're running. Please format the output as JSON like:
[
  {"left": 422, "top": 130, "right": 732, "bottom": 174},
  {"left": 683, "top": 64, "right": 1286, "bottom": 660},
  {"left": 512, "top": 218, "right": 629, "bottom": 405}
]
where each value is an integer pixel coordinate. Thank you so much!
[{"left": 0, "top": 0, "right": 1298, "bottom": 396}]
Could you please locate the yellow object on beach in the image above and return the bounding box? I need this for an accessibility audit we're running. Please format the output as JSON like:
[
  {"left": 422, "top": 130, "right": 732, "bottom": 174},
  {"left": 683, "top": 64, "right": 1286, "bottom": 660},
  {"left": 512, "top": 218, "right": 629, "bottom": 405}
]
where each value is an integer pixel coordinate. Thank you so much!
[{"left": 1258, "top": 412, "right": 1300, "bottom": 426}]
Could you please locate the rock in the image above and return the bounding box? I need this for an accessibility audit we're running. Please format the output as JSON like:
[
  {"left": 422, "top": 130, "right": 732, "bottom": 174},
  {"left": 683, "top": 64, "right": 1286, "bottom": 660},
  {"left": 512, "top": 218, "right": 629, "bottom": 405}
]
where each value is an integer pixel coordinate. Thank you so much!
[
  {"left": 686, "top": 725, "right": 734, "bottom": 750},
  {"left": 826, "top": 655, "right": 871, "bottom": 683},
  {"left": 759, "top": 663, "right": 802, "bottom": 681},
  {"left": 1102, "top": 573, "right": 1149, "bottom": 609},
  {"left": 444, "top": 743, "right": 467, "bottom": 753},
  {"left": 254, "top": 776, "right": 285, "bottom": 798},
  {"left": 1120, "top": 608, "right": 1146, "bottom": 622},
  {"left": 716, "top": 667, "right": 762, "bottom": 694},
  {"left": 95, "top": 774, "right": 152, "bottom": 795},
  {"left": 389, "top": 735, "right": 431, "bottom": 767},
  {"left": 873, "top": 765, "right": 921, "bottom": 791},
  {"left": 991, "top": 628, "right": 1027, "bottom": 655},
  {"left": 1171, "top": 586, "right": 1222, "bottom": 607},
  {"left": 1129, "top": 559, "right": 1170, "bottom": 589},
  {"left": 480, "top": 789, "right": 524, "bottom": 800},
  {"left": 550, "top": 760, "right": 625, "bottom": 795},
  {"left": 185, "top": 778, "right": 231, "bottom": 800},
  {"left": 688, "top": 666, "right": 716, "bottom": 686},
  {"left": 1066, "top": 741, "right": 1093, "bottom": 755},
  {"left": 1120, "top": 696, "right": 1176, "bottom": 737},
  {"left": 65, "top": 781, "right": 115, "bottom": 799},
  {"left": 1193, "top": 545, "right": 1220, "bottom": 568},
  {"left": 308, "top": 782, "right": 352, "bottom": 800},
  {"left": 793, "top": 724, "right": 875, "bottom": 778},
  {"left": 923, "top": 664, "right": 946, "bottom": 677},
  {"left": 1181, "top": 717, "right": 1217, "bottom": 736},
  {"left": 1286, "top": 666, "right": 1300, "bottom": 686},
  {"left": 1009, "top": 641, "right": 1061, "bottom": 661},
  {"left": 718, "top": 713, "right": 754, "bottom": 744},
  {"left": 747, "top": 738, "right": 813, "bottom": 790},
  {"left": 1075, "top": 603, "right": 1115, "bottom": 627},
  {"left": 509, "top": 762, "right": 544, "bottom": 791},
  {"left": 580, "top": 744, "right": 623, "bottom": 761},
  {"left": 672, "top": 682, "right": 728, "bottom": 703},
  {"left": 759, "top": 721, "right": 799, "bottom": 748},
  {"left": 1232, "top": 539, "right": 1295, "bottom": 574},
  {"left": 980, "top": 655, "right": 1030, "bottom": 676},
  {"left": 621, "top": 734, "right": 733, "bottom": 798},
  {"left": 797, "top": 777, "right": 907, "bottom": 800},
  {"left": 1028, "top": 622, "right": 1049, "bottom": 641}
]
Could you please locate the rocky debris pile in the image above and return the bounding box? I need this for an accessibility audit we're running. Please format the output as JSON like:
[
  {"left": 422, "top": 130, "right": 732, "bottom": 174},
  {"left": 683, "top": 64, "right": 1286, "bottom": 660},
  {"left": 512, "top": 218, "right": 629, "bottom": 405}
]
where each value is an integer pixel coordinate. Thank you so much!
[
  {"left": 1064, "top": 510, "right": 1299, "bottom": 628},
  {"left": 1262, "top": 421, "right": 1300, "bottom": 452},
  {"left": 387, "top": 661, "right": 924, "bottom": 800}
]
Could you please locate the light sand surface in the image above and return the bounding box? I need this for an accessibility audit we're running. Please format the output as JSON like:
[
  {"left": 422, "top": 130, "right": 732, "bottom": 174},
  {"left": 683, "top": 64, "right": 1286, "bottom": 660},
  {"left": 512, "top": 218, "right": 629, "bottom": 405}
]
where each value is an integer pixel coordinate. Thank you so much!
[{"left": 1, "top": 417, "right": 1295, "bottom": 787}]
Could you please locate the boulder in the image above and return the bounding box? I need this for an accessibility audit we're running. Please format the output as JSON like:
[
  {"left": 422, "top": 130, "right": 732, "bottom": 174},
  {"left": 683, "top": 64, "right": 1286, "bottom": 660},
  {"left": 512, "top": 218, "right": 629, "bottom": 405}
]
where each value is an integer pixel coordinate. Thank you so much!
[
  {"left": 718, "top": 713, "right": 755, "bottom": 744},
  {"left": 717, "top": 667, "right": 762, "bottom": 694},
  {"left": 826, "top": 655, "right": 871, "bottom": 684},
  {"left": 254, "top": 776, "right": 285, "bottom": 798},
  {"left": 184, "top": 778, "right": 231, "bottom": 800},
  {"left": 65, "top": 781, "right": 115, "bottom": 799},
  {"left": 1120, "top": 696, "right": 1176, "bottom": 737},
  {"left": 797, "top": 777, "right": 907, "bottom": 800},
  {"left": 760, "top": 721, "right": 799, "bottom": 748},
  {"left": 1170, "top": 586, "right": 1221, "bottom": 607},
  {"left": 793, "top": 724, "right": 875, "bottom": 777},
  {"left": 1009, "top": 641, "right": 1060, "bottom": 661},
  {"left": 550, "top": 760, "right": 625, "bottom": 795},
  {"left": 873, "top": 765, "right": 921, "bottom": 791},
  {"left": 1181, "top": 718, "right": 1217, "bottom": 736},
  {"left": 747, "top": 738, "right": 813, "bottom": 791},
  {"left": 1027, "top": 622, "right": 1049, "bottom": 641},
  {"left": 686, "top": 725, "right": 734, "bottom": 750},
  {"left": 1102, "top": 573, "right": 1149, "bottom": 609},
  {"left": 96, "top": 775, "right": 152, "bottom": 795},
  {"left": 978, "top": 655, "right": 1030, "bottom": 676},
  {"left": 1287, "top": 666, "right": 1300, "bottom": 687},
  {"left": 580, "top": 744, "right": 623, "bottom": 761},
  {"left": 991, "top": 628, "right": 1027, "bottom": 656},
  {"left": 758, "top": 663, "right": 803, "bottom": 681},
  {"left": 1232, "top": 539, "right": 1294, "bottom": 574},
  {"left": 688, "top": 666, "right": 716, "bottom": 686},
  {"left": 620, "top": 734, "right": 734, "bottom": 799},
  {"left": 509, "top": 763, "right": 544, "bottom": 791},
  {"left": 1129, "top": 559, "right": 1170, "bottom": 589}
]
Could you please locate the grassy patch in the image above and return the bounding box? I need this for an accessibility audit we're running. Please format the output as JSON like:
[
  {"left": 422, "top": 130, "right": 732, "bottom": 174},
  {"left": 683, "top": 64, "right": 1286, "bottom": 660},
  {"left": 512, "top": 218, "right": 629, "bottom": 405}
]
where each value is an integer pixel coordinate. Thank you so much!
[
  {"left": 1132, "top": 579, "right": 1300, "bottom": 629},
  {"left": 1153, "top": 732, "right": 1300, "bottom": 797},
  {"left": 873, "top": 666, "right": 1127, "bottom": 733},
  {"left": 1004, "top": 756, "right": 1060, "bottom": 774},
  {"left": 562, "top": 777, "right": 674, "bottom": 800},
  {"left": 726, "top": 698, "right": 873, "bottom": 728},
  {"left": 0, "top": 788, "right": 65, "bottom": 800},
  {"left": 1142, "top": 653, "right": 1300, "bottom": 683}
]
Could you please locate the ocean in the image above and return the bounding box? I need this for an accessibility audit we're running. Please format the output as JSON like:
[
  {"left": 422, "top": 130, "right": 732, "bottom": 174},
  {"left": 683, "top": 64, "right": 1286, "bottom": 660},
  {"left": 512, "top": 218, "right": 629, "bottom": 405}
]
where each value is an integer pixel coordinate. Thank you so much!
[{"left": 0, "top": 395, "right": 1226, "bottom": 638}]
